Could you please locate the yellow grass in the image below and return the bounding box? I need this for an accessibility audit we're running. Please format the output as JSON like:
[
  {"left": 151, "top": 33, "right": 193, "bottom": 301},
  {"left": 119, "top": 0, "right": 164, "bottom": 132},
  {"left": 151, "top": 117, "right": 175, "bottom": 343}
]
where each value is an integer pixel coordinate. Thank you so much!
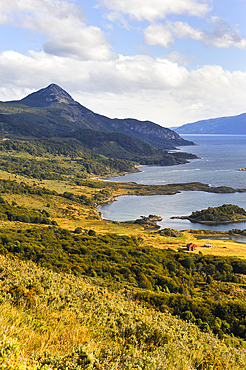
[
  {"left": 193, "top": 238, "right": 246, "bottom": 259},
  {"left": 2, "top": 254, "right": 246, "bottom": 369}
]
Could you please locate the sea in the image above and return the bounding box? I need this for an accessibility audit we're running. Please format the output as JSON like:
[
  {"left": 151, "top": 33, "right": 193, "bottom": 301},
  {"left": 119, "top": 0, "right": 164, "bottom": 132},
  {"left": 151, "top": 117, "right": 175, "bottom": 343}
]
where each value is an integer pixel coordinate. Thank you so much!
[{"left": 98, "top": 135, "right": 246, "bottom": 234}]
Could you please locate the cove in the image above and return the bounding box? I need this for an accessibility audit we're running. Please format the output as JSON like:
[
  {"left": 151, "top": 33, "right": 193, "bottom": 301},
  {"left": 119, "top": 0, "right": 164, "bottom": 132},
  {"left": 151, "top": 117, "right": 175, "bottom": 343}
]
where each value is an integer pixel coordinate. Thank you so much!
[
  {"left": 98, "top": 191, "right": 246, "bottom": 232},
  {"left": 99, "top": 135, "right": 246, "bottom": 231}
]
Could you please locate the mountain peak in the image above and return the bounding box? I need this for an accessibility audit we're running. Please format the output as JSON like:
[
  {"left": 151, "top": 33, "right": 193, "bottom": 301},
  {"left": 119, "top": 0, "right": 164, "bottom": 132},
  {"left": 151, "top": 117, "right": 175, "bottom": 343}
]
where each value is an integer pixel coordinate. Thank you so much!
[{"left": 20, "top": 83, "right": 75, "bottom": 108}]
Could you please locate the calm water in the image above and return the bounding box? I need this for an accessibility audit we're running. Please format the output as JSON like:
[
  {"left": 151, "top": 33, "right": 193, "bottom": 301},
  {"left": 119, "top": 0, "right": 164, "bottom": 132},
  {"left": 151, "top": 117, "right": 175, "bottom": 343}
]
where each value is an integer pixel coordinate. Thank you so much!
[{"left": 98, "top": 135, "right": 246, "bottom": 231}]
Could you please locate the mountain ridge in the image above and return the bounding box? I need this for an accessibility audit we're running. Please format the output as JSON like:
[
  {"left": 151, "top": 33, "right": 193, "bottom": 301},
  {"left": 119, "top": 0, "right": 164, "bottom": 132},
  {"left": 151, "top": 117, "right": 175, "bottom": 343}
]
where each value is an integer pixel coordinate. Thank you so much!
[{"left": 4, "top": 83, "right": 194, "bottom": 149}]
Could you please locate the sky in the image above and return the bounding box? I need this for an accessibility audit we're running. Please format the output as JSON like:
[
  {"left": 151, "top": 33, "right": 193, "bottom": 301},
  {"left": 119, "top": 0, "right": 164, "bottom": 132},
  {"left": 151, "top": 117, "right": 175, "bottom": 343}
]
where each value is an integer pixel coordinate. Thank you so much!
[{"left": 0, "top": 0, "right": 246, "bottom": 127}]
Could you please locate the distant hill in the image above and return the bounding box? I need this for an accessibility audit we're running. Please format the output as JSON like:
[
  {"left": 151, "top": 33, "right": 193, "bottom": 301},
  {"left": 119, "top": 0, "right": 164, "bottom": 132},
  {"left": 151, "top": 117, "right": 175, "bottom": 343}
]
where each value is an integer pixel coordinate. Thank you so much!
[
  {"left": 1, "top": 83, "right": 193, "bottom": 149},
  {"left": 175, "top": 112, "right": 246, "bottom": 134}
]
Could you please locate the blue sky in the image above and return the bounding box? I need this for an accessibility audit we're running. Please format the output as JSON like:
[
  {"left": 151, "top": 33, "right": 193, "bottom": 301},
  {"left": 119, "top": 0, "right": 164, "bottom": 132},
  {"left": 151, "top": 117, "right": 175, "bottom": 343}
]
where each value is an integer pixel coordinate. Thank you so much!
[{"left": 0, "top": 0, "right": 246, "bottom": 127}]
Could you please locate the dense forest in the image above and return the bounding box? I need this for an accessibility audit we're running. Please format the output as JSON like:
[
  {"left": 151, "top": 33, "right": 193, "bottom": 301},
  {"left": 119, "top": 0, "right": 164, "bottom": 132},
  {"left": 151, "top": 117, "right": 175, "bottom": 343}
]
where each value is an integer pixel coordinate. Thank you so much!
[{"left": 0, "top": 137, "right": 198, "bottom": 180}]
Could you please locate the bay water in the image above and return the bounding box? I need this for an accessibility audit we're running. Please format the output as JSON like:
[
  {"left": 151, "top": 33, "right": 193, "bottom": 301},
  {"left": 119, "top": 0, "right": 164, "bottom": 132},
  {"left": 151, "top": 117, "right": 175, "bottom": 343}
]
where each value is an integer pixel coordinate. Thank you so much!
[{"left": 98, "top": 135, "right": 246, "bottom": 232}]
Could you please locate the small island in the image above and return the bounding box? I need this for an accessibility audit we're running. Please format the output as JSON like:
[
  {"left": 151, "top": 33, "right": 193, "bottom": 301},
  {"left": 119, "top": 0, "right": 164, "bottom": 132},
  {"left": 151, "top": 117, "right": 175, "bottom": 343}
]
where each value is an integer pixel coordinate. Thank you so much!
[
  {"left": 172, "top": 204, "right": 246, "bottom": 225},
  {"left": 134, "top": 214, "right": 162, "bottom": 229}
]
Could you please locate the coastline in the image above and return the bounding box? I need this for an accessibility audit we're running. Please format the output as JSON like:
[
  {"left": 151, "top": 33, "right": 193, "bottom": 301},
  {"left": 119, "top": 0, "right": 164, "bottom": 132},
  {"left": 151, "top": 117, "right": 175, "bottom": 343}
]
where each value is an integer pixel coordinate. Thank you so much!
[
  {"left": 93, "top": 134, "right": 246, "bottom": 229},
  {"left": 96, "top": 182, "right": 246, "bottom": 227}
]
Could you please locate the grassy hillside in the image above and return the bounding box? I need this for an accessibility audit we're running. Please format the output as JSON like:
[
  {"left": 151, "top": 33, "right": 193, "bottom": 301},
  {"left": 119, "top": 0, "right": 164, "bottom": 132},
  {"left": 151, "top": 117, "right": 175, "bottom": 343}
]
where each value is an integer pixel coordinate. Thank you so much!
[{"left": 2, "top": 254, "right": 246, "bottom": 370}]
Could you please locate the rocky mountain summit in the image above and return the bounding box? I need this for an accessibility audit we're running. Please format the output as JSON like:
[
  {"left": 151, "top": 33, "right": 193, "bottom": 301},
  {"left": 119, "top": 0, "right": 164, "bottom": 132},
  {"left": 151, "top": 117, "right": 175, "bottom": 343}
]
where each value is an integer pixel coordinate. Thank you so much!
[{"left": 20, "top": 83, "right": 75, "bottom": 107}]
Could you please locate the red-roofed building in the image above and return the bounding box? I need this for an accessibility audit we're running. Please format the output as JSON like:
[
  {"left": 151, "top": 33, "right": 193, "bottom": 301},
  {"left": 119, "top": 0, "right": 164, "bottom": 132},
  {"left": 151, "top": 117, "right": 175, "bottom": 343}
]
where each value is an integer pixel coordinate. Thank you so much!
[{"left": 187, "top": 243, "right": 198, "bottom": 251}]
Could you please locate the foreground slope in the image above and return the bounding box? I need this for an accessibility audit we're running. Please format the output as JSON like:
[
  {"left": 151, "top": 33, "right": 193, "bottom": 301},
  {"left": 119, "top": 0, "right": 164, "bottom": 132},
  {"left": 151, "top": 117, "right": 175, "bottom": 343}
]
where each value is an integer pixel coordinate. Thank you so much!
[
  {"left": 2, "top": 83, "right": 193, "bottom": 149},
  {"left": 1, "top": 254, "right": 246, "bottom": 370}
]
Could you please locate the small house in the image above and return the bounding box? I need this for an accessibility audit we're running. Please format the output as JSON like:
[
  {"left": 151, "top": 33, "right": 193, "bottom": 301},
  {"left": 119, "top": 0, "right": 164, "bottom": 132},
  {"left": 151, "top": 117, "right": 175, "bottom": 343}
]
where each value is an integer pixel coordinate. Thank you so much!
[
  {"left": 203, "top": 243, "right": 213, "bottom": 248},
  {"left": 187, "top": 243, "right": 198, "bottom": 251}
]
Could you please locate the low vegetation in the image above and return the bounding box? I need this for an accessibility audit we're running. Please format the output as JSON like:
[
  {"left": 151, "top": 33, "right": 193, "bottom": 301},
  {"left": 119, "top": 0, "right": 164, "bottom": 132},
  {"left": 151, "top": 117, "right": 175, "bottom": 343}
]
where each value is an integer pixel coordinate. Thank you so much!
[{"left": 2, "top": 254, "right": 246, "bottom": 369}]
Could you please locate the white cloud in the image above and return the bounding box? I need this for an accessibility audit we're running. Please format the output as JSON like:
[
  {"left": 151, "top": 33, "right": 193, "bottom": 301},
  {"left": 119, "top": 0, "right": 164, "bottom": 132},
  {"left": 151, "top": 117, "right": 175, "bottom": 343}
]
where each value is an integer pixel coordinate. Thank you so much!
[
  {"left": 163, "top": 51, "right": 197, "bottom": 66},
  {"left": 144, "top": 19, "right": 246, "bottom": 50},
  {"left": 0, "top": 0, "right": 245, "bottom": 130},
  {"left": 99, "top": 0, "right": 212, "bottom": 22},
  {"left": 144, "top": 24, "right": 174, "bottom": 48},
  {"left": 172, "top": 21, "right": 204, "bottom": 41},
  {"left": 0, "top": 50, "right": 246, "bottom": 127},
  {"left": 0, "top": 0, "right": 114, "bottom": 60},
  {"left": 44, "top": 25, "right": 114, "bottom": 60},
  {"left": 0, "top": 0, "right": 86, "bottom": 29},
  {"left": 207, "top": 16, "right": 246, "bottom": 49},
  {"left": 144, "top": 22, "right": 204, "bottom": 49}
]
